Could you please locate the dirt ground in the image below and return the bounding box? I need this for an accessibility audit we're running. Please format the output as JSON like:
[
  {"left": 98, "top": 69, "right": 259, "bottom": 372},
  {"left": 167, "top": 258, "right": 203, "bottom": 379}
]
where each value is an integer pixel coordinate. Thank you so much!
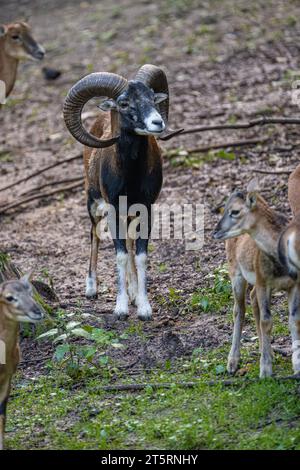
[{"left": 1, "top": 0, "right": 300, "bottom": 373}]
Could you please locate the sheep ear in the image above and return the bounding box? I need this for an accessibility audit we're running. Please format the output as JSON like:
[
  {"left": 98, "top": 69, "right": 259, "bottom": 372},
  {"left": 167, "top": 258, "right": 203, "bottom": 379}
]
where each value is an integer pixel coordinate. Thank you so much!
[
  {"left": 20, "top": 272, "right": 33, "bottom": 290},
  {"left": 247, "top": 177, "right": 260, "bottom": 193},
  {"left": 154, "top": 93, "right": 168, "bottom": 104},
  {"left": 246, "top": 192, "right": 257, "bottom": 210},
  {"left": 0, "top": 25, "right": 7, "bottom": 37},
  {"left": 98, "top": 99, "right": 117, "bottom": 112}
]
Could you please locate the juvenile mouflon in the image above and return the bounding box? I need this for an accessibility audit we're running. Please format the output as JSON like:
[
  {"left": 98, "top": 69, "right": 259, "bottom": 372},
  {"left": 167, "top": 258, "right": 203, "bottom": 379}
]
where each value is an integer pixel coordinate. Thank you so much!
[
  {"left": 0, "top": 275, "right": 44, "bottom": 450},
  {"left": 0, "top": 21, "right": 44, "bottom": 98},
  {"left": 213, "top": 180, "right": 300, "bottom": 378}
]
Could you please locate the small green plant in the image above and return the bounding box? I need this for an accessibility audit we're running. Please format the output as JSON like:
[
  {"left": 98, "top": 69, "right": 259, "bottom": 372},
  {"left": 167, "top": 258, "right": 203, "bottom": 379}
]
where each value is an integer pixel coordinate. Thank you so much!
[
  {"left": 0, "top": 150, "right": 13, "bottom": 162},
  {"left": 188, "top": 266, "right": 232, "bottom": 313},
  {"left": 38, "top": 310, "right": 124, "bottom": 379},
  {"left": 158, "top": 263, "right": 167, "bottom": 273},
  {"left": 166, "top": 148, "right": 235, "bottom": 168},
  {"left": 157, "top": 287, "right": 182, "bottom": 309}
]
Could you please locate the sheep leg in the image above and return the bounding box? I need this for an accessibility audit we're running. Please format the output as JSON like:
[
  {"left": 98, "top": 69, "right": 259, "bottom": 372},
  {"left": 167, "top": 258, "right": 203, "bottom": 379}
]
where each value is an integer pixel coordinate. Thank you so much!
[
  {"left": 0, "top": 385, "right": 9, "bottom": 451},
  {"left": 126, "top": 237, "right": 138, "bottom": 305},
  {"left": 227, "top": 273, "right": 246, "bottom": 374},
  {"left": 250, "top": 286, "right": 262, "bottom": 351},
  {"left": 256, "top": 284, "right": 273, "bottom": 378},
  {"left": 288, "top": 285, "right": 300, "bottom": 374},
  {"left": 113, "top": 213, "right": 129, "bottom": 320},
  {"left": 86, "top": 224, "right": 99, "bottom": 299},
  {"left": 86, "top": 189, "right": 103, "bottom": 299},
  {"left": 135, "top": 237, "right": 152, "bottom": 321}
]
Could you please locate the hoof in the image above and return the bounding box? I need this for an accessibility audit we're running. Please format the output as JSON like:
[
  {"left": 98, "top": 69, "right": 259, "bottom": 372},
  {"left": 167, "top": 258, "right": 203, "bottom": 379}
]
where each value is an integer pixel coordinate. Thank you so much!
[
  {"left": 85, "top": 275, "right": 97, "bottom": 299},
  {"left": 86, "top": 292, "right": 98, "bottom": 300},
  {"left": 259, "top": 364, "right": 273, "bottom": 379},
  {"left": 138, "top": 314, "right": 152, "bottom": 321},
  {"left": 114, "top": 311, "right": 129, "bottom": 321},
  {"left": 137, "top": 303, "right": 152, "bottom": 321},
  {"left": 227, "top": 357, "right": 239, "bottom": 375}
]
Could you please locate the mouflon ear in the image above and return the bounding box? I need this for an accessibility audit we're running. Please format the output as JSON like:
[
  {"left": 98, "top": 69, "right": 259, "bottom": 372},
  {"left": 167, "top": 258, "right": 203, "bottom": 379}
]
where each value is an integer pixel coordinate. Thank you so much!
[
  {"left": 20, "top": 271, "right": 34, "bottom": 290},
  {"left": 247, "top": 177, "right": 260, "bottom": 193},
  {"left": 246, "top": 192, "right": 257, "bottom": 210},
  {"left": 97, "top": 98, "right": 117, "bottom": 112},
  {"left": 154, "top": 92, "right": 168, "bottom": 104}
]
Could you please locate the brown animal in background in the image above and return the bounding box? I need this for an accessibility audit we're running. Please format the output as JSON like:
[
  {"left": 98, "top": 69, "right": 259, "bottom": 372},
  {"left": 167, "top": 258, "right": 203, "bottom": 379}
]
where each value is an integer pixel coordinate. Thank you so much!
[
  {"left": 0, "top": 21, "right": 45, "bottom": 99},
  {"left": 288, "top": 163, "right": 300, "bottom": 217},
  {"left": 0, "top": 276, "right": 44, "bottom": 450},
  {"left": 63, "top": 65, "right": 173, "bottom": 321},
  {"left": 278, "top": 164, "right": 300, "bottom": 280},
  {"left": 213, "top": 179, "right": 300, "bottom": 378},
  {"left": 278, "top": 163, "right": 300, "bottom": 388}
]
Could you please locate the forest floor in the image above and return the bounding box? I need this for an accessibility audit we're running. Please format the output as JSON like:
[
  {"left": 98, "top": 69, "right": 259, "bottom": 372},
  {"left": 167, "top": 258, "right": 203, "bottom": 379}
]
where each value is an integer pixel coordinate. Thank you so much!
[{"left": 1, "top": 0, "right": 300, "bottom": 450}]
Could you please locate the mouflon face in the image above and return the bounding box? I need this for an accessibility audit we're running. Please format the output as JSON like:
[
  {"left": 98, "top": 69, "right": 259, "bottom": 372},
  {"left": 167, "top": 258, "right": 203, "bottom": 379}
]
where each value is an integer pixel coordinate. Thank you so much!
[
  {"left": 0, "top": 22, "right": 45, "bottom": 61},
  {"left": 99, "top": 80, "right": 167, "bottom": 136},
  {"left": 213, "top": 191, "right": 259, "bottom": 241},
  {"left": 0, "top": 275, "right": 44, "bottom": 323}
]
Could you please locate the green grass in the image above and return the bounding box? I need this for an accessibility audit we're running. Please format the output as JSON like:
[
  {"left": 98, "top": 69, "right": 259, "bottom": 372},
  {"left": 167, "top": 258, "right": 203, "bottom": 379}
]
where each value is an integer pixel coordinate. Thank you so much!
[
  {"left": 5, "top": 268, "right": 300, "bottom": 450},
  {"left": 6, "top": 345, "right": 300, "bottom": 450},
  {"left": 167, "top": 149, "right": 236, "bottom": 168}
]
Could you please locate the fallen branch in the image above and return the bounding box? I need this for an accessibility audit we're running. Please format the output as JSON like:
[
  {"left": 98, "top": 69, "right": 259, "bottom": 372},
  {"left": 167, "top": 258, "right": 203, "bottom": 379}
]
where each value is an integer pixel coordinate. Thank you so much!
[
  {"left": 89, "top": 374, "right": 300, "bottom": 393},
  {"left": 179, "top": 116, "right": 300, "bottom": 136},
  {"left": 252, "top": 168, "right": 292, "bottom": 175},
  {"left": 10, "top": 374, "right": 300, "bottom": 399},
  {"left": 20, "top": 175, "right": 83, "bottom": 196},
  {"left": 0, "top": 153, "right": 82, "bottom": 193},
  {"left": 0, "top": 180, "right": 83, "bottom": 214}
]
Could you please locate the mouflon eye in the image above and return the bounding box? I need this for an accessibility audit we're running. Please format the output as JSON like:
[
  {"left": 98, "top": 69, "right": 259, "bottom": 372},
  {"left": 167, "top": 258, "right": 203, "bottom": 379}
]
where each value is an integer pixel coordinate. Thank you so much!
[
  {"left": 230, "top": 209, "right": 240, "bottom": 217},
  {"left": 119, "top": 101, "right": 129, "bottom": 110},
  {"left": 11, "top": 34, "right": 20, "bottom": 41},
  {"left": 5, "top": 295, "right": 16, "bottom": 302}
]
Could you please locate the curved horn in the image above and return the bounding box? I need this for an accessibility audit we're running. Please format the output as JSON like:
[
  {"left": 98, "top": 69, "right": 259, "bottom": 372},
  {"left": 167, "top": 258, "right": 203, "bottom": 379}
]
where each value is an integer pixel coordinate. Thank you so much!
[
  {"left": 134, "top": 64, "right": 169, "bottom": 124},
  {"left": 63, "top": 72, "right": 128, "bottom": 148}
]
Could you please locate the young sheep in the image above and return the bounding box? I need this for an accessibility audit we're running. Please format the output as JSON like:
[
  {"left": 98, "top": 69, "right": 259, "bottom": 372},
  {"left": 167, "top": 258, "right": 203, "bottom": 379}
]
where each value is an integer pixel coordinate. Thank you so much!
[
  {"left": 63, "top": 65, "right": 175, "bottom": 321},
  {"left": 213, "top": 180, "right": 300, "bottom": 378},
  {"left": 0, "top": 21, "right": 44, "bottom": 98},
  {"left": 0, "top": 275, "right": 44, "bottom": 450}
]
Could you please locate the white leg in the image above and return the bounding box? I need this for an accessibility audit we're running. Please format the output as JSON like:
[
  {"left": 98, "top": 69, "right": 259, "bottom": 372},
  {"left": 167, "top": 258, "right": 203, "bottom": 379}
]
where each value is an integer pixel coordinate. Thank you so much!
[
  {"left": 135, "top": 253, "right": 152, "bottom": 321},
  {"left": 114, "top": 252, "right": 129, "bottom": 320},
  {"left": 126, "top": 238, "right": 138, "bottom": 305},
  {"left": 86, "top": 272, "right": 97, "bottom": 298},
  {"left": 86, "top": 225, "right": 99, "bottom": 299}
]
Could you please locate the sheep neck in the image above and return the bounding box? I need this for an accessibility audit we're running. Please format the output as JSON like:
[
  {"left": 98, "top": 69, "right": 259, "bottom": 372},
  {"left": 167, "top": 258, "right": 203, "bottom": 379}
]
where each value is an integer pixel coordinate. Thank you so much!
[{"left": 0, "top": 39, "right": 18, "bottom": 97}]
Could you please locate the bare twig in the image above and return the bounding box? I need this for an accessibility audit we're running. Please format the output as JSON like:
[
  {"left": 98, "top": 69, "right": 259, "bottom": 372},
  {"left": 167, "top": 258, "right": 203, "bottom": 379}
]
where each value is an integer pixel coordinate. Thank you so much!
[
  {"left": 89, "top": 374, "right": 300, "bottom": 393},
  {"left": 0, "top": 181, "right": 83, "bottom": 214},
  {"left": 252, "top": 168, "right": 292, "bottom": 175},
  {"left": 179, "top": 116, "right": 300, "bottom": 136},
  {"left": 20, "top": 176, "right": 83, "bottom": 196},
  {"left": 9, "top": 374, "right": 300, "bottom": 399},
  {"left": 0, "top": 153, "right": 82, "bottom": 193}
]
